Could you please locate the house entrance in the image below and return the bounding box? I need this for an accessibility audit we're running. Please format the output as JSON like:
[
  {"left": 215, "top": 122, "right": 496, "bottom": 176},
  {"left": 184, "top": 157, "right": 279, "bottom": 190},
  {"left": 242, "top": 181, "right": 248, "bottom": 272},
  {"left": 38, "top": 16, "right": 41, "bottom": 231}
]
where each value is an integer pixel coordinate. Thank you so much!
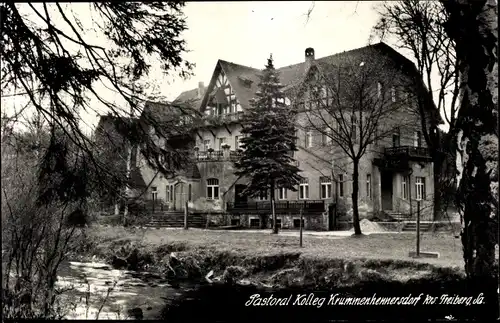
[
  {"left": 234, "top": 184, "right": 247, "bottom": 206},
  {"left": 381, "top": 171, "right": 393, "bottom": 210}
]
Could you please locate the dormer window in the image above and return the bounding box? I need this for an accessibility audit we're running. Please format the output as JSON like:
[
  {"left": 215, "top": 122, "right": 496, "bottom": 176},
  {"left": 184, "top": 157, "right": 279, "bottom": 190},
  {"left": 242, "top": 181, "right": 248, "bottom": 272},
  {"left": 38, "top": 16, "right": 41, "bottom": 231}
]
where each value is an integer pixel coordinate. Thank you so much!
[{"left": 238, "top": 76, "right": 253, "bottom": 88}]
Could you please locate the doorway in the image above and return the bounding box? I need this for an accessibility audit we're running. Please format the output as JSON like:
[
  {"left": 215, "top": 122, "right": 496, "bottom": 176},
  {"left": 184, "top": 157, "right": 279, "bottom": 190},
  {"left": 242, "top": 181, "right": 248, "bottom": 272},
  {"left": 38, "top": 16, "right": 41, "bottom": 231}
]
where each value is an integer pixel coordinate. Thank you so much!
[
  {"left": 234, "top": 184, "right": 247, "bottom": 206},
  {"left": 381, "top": 171, "right": 393, "bottom": 210}
]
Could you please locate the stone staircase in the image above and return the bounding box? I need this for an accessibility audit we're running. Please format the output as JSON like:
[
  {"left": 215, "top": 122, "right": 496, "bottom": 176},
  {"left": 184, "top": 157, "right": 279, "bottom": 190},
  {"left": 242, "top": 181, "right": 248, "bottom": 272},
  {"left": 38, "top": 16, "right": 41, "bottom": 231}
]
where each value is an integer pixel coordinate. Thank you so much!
[
  {"left": 401, "top": 221, "right": 434, "bottom": 232},
  {"left": 145, "top": 211, "right": 207, "bottom": 228}
]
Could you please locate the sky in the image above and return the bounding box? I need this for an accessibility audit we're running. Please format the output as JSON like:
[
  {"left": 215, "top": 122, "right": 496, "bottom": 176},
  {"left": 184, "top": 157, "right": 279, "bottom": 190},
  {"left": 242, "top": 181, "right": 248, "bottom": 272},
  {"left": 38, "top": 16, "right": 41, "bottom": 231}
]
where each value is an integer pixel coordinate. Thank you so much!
[{"left": 4, "top": 1, "right": 429, "bottom": 134}]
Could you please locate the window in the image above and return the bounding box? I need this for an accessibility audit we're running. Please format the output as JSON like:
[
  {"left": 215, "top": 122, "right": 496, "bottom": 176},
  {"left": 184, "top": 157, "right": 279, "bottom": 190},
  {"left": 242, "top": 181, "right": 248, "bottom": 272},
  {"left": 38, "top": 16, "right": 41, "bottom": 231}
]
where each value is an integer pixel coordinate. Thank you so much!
[
  {"left": 207, "top": 178, "right": 219, "bottom": 200},
  {"left": 166, "top": 185, "right": 170, "bottom": 201},
  {"left": 218, "top": 137, "right": 227, "bottom": 150},
  {"left": 168, "top": 184, "right": 175, "bottom": 202},
  {"left": 306, "top": 130, "right": 313, "bottom": 148},
  {"left": 391, "top": 86, "right": 396, "bottom": 102},
  {"left": 414, "top": 131, "right": 422, "bottom": 147},
  {"left": 401, "top": 176, "right": 409, "bottom": 200},
  {"left": 320, "top": 176, "right": 332, "bottom": 199},
  {"left": 231, "top": 218, "right": 241, "bottom": 226},
  {"left": 284, "top": 97, "right": 291, "bottom": 106},
  {"left": 321, "top": 128, "right": 332, "bottom": 145},
  {"left": 203, "top": 139, "right": 211, "bottom": 151},
  {"left": 278, "top": 187, "right": 288, "bottom": 200},
  {"left": 293, "top": 219, "right": 305, "bottom": 228},
  {"left": 188, "top": 184, "right": 192, "bottom": 201},
  {"left": 250, "top": 218, "right": 260, "bottom": 228},
  {"left": 377, "top": 82, "right": 383, "bottom": 98},
  {"left": 299, "top": 178, "right": 309, "bottom": 199},
  {"left": 275, "top": 219, "right": 282, "bottom": 229},
  {"left": 392, "top": 129, "right": 400, "bottom": 147},
  {"left": 415, "top": 177, "right": 426, "bottom": 200},
  {"left": 151, "top": 186, "right": 158, "bottom": 200},
  {"left": 351, "top": 115, "right": 358, "bottom": 141},
  {"left": 366, "top": 174, "right": 372, "bottom": 199},
  {"left": 257, "top": 191, "right": 268, "bottom": 201},
  {"left": 338, "top": 174, "right": 344, "bottom": 197},
  {"left": 234, "top": 136, "right": 242, "bottom": 150},
  {"left": 374, "top": 127, "right": 379, "bottom": 145}
]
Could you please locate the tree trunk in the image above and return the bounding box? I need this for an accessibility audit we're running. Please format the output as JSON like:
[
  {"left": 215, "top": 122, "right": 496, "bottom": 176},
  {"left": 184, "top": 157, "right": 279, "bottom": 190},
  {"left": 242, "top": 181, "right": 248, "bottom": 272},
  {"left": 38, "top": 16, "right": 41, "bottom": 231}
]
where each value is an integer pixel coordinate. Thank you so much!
[
  {"left": 442, "top": 1, "right": 498, "bottom": 314},
  {"left": 270, "top": 181, "right": 278, "bottom": 234},
  {"left": 443, "top": 0, "right": 498, "bottom": 277},
  {"left": 122, "top": 144, "right": 132, "bottom": 226},
  {"left": 432, "top": 153, "right": 445, "bottom": 221},
  {"left": 351, "top": 159, "right": 362, "bottom": 235}
]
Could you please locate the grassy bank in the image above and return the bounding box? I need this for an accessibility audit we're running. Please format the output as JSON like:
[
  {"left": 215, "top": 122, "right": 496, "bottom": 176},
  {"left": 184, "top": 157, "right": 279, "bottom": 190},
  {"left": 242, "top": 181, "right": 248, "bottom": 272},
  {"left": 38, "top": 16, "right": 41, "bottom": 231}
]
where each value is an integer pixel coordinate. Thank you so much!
[{"left": 69, "top": 225, "right": 481, "bottom": 289}]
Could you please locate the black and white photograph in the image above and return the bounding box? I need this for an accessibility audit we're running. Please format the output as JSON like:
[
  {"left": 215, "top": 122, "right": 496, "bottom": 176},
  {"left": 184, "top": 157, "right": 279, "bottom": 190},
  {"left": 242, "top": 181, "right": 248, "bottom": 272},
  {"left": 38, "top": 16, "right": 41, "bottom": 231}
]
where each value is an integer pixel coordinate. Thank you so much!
[{"left": 1, "top": 1, "right": 498, "bottom": 321}]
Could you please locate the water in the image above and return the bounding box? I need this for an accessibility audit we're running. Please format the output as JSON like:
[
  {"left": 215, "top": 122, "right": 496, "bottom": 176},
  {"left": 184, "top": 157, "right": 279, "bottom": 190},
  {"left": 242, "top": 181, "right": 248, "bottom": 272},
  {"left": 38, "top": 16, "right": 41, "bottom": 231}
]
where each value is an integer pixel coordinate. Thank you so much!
[
  {"left": 56, "top": 261, "right": 498, "bottom": 321},
  {"left": 56, "top": 261, "right": 193, "bottom": 319}
]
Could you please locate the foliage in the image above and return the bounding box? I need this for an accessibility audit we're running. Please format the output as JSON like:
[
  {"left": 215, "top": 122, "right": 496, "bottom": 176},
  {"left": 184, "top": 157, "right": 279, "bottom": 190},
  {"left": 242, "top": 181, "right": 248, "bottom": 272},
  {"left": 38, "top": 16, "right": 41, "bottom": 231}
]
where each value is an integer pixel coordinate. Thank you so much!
[
  {"left": 1, "top": 2, "right": 196, "bottom": 207},
  {"left": 1, "top": 125, "right": 88, "bottom": 318},
  {"left": 1, "top": 2, "right": 195, "bottom": 318},
  {"left": 234, "top": 55, "right": 302, "bottom": 233}
]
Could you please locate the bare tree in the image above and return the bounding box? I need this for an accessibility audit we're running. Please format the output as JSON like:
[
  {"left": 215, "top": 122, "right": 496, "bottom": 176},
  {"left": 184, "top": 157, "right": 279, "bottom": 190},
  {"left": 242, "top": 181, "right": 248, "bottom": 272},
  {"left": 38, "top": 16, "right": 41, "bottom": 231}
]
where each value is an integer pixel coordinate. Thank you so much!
[
  {"left": 291, "top": 51, "right": 414, "bottom": 235},
  {"left": 1, "top": 121, "right": 88, "bottom": 318},
  {"left": 373, "top": 0, "right": 461, "bottom": 220},
  {"left": 1, "top": 2, "right": 197, "bottom": 209}
]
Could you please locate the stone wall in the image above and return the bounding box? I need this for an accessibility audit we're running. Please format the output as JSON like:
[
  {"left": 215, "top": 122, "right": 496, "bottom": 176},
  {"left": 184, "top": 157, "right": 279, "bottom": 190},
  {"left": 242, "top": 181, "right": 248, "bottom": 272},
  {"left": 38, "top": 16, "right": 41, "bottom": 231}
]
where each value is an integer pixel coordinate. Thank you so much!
[{"left": 229, "top": 212, "right": 327, "bottom": 230}]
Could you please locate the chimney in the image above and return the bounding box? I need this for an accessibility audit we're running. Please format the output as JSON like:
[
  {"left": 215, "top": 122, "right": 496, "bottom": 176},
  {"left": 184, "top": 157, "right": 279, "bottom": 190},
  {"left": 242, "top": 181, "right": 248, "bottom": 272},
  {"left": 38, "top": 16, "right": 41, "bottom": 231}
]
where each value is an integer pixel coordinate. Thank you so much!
[
  {"left": 197, "top": 81, "right": 205, "bottom": 99},
  {"left": 305, "top": 47, "right": 315, "bottom": 69}
]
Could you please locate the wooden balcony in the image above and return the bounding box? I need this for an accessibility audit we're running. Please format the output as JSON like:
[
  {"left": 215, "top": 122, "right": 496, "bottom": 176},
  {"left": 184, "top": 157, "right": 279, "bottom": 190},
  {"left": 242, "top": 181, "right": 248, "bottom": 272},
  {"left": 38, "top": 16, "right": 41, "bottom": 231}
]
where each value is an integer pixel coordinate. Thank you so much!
[
  {"left": 195, "top": 150, "right": 242, "bottom": 162},
  {"left": 226, "top": 200, "right": 326, "bottom": 215},
  {"left": 202, "top": 111, "right": 244, "bottom": 126},
  {"left": 384, "top": 146, "right": 432, "bottom": 161}
]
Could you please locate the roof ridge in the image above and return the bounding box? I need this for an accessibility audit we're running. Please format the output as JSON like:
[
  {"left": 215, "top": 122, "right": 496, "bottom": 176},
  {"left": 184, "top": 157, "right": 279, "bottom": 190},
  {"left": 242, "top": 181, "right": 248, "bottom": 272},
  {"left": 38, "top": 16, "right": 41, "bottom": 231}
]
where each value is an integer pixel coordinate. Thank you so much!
[
  {"left": 218, "top": 59, "right": 261, "bottom": 72},
  {"left": 276, "top": 42, "right": 385, "bottom": 70}
]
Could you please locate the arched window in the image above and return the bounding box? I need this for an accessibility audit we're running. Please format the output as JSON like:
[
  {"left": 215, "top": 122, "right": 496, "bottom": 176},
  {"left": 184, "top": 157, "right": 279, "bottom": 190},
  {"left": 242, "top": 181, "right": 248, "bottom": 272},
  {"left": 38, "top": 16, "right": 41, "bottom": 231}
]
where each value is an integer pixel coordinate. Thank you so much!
[{"left": 207, "top": 178, "right": 219, "bottom": 200}]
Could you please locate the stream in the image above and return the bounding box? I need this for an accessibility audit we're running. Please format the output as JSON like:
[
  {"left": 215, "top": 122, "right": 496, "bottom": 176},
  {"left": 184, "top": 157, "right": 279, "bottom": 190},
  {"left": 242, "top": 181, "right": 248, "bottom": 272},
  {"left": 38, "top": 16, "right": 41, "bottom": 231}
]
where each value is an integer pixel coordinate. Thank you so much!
[
  {"left": 56, "top": 261, "right": 195, "bottom": 319},
  {"left": 55, "top": 261, "right": 497, "bottom": 321}
]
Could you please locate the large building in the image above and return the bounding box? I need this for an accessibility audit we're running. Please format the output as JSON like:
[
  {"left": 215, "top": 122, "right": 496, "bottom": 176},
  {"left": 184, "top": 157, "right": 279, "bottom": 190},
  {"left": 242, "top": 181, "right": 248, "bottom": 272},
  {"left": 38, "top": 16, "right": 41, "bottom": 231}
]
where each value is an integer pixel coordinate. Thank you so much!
[{"left": 104, "top": 42, "right": 437, "bottom": 230}]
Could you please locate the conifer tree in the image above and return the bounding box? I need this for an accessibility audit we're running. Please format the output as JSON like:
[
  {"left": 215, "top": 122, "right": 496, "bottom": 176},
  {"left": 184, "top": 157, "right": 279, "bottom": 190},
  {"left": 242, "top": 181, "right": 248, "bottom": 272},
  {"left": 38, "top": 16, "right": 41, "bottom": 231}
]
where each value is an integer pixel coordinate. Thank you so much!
[{"left": 234, "top": 55, "right": 302, "bottom": 234}]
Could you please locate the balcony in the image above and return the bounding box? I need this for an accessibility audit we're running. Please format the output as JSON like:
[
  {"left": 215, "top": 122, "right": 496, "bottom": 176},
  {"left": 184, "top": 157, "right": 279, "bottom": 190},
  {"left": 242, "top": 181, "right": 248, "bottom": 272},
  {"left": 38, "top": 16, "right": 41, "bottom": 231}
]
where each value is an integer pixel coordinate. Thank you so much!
[
  {"left": 384, "top": 146, "right": 432, "bottom": 161},
  {"left": 226, "top": 200, "right": 326, "bottom": 215},
  {"left": 202, "top": 111, "right": 244, "bottom": 127},
  {"left": 195, "top": 150, "right": 242, "bottom": 162}
]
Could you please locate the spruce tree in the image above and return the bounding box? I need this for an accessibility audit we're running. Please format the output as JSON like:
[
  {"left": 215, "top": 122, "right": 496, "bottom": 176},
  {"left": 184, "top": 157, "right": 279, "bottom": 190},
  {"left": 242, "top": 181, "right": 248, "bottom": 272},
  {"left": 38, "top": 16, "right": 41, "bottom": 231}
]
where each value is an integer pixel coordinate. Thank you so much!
[{"left": 234, "top": 55, "right": 302, "bottom": 234}]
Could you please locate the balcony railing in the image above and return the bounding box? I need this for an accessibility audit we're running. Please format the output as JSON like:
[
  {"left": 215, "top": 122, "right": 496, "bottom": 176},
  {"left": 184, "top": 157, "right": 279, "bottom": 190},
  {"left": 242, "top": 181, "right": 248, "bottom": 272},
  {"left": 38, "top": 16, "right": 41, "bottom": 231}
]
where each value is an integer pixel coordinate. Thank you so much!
[
  {"left": 195, "top": 150, "right": 242, "bottom": 162},
  {"left": 202, "top": 111, "right": 244, "bottom": 126},
  {"left": 226, "top": 200, "right": 326, "bottom": 214},
  {"left": 384, "top": 146, "right": 431, "bottom": 160}
]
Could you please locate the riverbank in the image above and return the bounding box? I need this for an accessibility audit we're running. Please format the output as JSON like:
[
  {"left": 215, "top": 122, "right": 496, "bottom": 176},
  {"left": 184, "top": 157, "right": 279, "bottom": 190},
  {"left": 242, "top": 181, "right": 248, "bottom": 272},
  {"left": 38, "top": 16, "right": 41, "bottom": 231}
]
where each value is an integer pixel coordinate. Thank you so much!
[
  {"left": 73, "top": 225, "right": 473, "bottom": 289},
  {"left": 65, "top": 225, "right": 499, "bottom": 321}
]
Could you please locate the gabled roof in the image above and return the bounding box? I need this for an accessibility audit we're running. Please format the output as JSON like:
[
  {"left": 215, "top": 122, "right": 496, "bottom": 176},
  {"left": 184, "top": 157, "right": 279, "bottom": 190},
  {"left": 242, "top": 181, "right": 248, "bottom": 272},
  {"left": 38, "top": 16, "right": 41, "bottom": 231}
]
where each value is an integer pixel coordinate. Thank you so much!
[{"left": 174, "top": 42, "right": 431, "bottom": 113}]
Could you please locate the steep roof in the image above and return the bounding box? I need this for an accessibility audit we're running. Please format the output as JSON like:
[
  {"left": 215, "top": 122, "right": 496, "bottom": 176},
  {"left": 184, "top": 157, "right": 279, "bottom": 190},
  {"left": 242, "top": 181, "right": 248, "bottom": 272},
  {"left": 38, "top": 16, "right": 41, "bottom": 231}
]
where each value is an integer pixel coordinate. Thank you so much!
[{"left": 174, "top": 42, "right": 420, "bottom": 112}]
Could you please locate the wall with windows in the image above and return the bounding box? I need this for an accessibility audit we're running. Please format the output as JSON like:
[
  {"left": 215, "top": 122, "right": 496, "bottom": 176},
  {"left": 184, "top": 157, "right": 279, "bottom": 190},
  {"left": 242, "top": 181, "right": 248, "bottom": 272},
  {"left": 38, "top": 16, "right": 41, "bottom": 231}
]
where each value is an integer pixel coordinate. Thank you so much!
[
  {"left": 195, "top": 124, "right": 243, "bottom": 151},
  {"left": 393, "top": 161, "right": 434, "bottom": 220}
]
